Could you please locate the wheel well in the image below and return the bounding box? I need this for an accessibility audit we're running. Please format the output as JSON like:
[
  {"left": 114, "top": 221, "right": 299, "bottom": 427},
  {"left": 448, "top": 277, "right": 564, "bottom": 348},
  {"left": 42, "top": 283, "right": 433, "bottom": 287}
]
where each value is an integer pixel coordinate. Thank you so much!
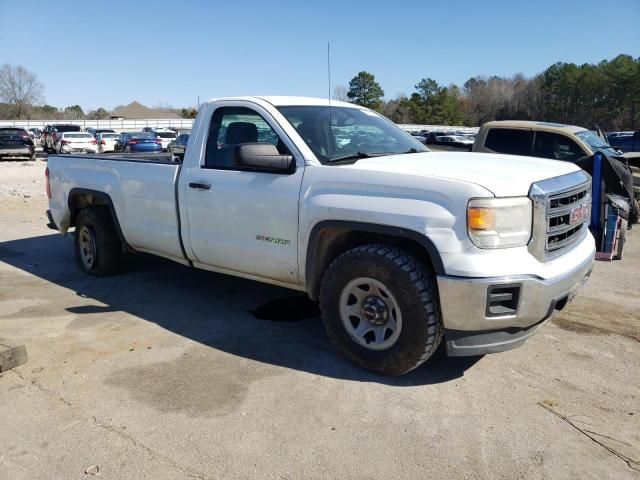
[
  {"left": 69, "top": 192, "right": 110, "bottom": 226},
  {"left": 68, "top": 189, "right": 133, "bottom": 252},
  {"left": 306, "top": 223, "right": 443, "bottom": 301}
]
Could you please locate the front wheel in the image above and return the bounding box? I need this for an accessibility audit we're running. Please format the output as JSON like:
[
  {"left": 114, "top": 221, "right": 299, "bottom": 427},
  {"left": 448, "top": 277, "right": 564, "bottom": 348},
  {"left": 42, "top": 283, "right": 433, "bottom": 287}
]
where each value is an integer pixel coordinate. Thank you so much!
[
  {"left": 319, "top": 244, "right": 443, "bottom": 375},
  {"left": 74, "top": 208, "right": 123, "bottom": 276}
]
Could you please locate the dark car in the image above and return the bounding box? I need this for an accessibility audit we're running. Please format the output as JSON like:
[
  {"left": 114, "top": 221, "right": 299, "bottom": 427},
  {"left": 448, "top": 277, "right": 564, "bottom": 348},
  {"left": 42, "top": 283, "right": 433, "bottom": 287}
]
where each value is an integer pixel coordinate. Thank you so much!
[
  {"left": 608, "top": 131, "right": 640, "bottom": 153},
  {"left": 167, "top": 133, "right": 189, "bottom": 161},
  {"left": 45, "top": 124, "right": 82, "bottom": 153},
  {"left": 0, "top": 128, "right": 36, "bottom": 161},
  {"left": 433, "top": 134, "right": 475, "bottom": 149},
  {"left": 114, "top": 132, "right": 162, "bottom": 153}
]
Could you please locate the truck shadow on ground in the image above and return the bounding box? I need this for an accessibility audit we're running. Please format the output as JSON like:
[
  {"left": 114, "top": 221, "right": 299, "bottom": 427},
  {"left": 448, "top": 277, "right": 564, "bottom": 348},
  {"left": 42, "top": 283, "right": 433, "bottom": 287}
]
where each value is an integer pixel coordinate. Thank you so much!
[{"left": 0, "top": 233, "right": 481, "bottom": 386}]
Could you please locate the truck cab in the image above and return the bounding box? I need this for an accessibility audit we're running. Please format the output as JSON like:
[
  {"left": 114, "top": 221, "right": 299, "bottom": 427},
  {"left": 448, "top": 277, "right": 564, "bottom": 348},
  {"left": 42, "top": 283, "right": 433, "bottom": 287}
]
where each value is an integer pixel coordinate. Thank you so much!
[{"left": 472, "top": 120, "right": 624, "bottom": 161}]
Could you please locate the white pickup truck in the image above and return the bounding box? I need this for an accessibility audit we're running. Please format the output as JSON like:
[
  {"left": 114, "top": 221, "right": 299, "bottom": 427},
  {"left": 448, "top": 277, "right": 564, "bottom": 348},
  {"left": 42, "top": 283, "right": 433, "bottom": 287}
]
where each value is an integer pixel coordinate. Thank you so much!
[{"left": 46, "top": 96, "right": 595, "bottom": 375}]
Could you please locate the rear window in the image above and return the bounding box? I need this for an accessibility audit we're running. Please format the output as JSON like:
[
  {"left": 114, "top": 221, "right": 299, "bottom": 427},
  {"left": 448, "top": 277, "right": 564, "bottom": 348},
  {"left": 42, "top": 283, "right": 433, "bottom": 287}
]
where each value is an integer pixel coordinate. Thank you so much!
[
  {"left": 0, "top": 128, "right": 27, "bottom": 136},
  {"left": 55, "top": 125, "right": 82, "bottom": 132},
  {"left": 64, "top": 133, "right": 93, "bottom": 139},
  {"left": 101, "top": 133, "right": 120, "bottom": 139},
  {"left": 156, "top": 132, "right": 177, "bottom": 138},
  {"left": 484, "top": 128, "right": 532, "bottom": 155},
  {"left": 128, "top": 132, "right": 154, "bottom": 139}
]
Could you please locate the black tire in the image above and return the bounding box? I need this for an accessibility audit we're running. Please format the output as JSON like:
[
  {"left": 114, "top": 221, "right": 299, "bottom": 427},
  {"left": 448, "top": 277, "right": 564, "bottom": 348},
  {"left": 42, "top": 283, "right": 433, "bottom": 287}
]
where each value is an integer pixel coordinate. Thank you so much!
[
  {"left": 30, "top": 153, "right": 37, "bottom": 161},
  {"left": 74, "top": 207, "right": 123, "bottom": 276},
  {"left": 319, "top": 244, "right": 443, "bottom": 376}
]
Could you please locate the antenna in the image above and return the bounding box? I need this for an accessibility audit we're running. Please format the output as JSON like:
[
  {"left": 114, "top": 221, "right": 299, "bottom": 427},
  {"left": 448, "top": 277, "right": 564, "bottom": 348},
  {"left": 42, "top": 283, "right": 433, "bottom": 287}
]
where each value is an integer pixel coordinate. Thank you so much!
[
  {"left": 327, "top": 42, "right": 331, "bottom": 105},
  {"left": 327, "top": 42, "right": 333, "bottom": 143}
]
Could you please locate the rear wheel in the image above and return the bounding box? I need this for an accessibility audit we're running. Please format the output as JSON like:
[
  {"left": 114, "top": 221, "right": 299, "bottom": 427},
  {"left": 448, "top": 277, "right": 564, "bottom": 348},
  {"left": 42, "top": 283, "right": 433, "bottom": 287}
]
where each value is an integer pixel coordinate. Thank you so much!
[
  {"left": 74, "top": 208, "right": 123, "bottom": 276},
  {"left": 319, "top": 244, "right": 443, "bottom": 376}
]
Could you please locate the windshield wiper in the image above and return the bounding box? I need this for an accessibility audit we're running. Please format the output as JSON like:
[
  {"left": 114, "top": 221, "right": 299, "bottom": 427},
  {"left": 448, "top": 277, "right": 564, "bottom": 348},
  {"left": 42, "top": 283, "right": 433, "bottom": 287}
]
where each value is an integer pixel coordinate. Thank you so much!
[
  {"left": 326, "top": 151, "right": 387, "bottom": 163},
  {"left": 327, "top": 148, "right": 425, "bottom": 164}
]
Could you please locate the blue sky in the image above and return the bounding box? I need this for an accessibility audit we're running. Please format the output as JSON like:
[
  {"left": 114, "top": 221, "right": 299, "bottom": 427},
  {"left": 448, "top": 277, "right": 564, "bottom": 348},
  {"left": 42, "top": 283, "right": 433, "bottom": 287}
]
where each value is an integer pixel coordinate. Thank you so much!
[{"left": 1, "top": 0, "right": 638, "bottom": 111}]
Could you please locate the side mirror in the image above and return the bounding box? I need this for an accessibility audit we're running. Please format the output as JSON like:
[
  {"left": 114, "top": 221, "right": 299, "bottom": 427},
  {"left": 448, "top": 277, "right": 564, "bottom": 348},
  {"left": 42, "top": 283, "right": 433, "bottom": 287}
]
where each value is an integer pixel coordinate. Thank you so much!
[{"left": 236, "top": 143, "right": 293, "bottom": 172}]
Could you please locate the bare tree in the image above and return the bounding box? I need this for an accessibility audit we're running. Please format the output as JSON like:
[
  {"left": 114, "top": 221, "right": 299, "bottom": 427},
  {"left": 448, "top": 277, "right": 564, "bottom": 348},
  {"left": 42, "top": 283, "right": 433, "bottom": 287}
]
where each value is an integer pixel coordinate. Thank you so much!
[
  {"left": 0, "top": 64, "right": 45, "bottom": 119},
  {"left": 332, "top": 84, "right": 349, "bottom": 102}
]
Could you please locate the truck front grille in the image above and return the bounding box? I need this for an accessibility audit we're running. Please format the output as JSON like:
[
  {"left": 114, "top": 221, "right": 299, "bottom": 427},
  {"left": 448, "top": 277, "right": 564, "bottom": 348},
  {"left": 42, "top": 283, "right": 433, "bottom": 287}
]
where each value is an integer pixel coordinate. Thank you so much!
[
  {"left": 528, "top": 171, "right": 592, "bottom": 262},
  {"left": 545, "top": 186, "right": 591, "bottom": 253}
]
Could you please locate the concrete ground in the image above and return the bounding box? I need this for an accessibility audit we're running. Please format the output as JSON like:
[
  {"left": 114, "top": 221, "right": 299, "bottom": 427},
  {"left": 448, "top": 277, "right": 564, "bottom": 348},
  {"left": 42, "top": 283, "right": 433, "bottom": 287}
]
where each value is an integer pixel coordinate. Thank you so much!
[{"left": 0, "top": 160, "right": 638, "bottom": 480}]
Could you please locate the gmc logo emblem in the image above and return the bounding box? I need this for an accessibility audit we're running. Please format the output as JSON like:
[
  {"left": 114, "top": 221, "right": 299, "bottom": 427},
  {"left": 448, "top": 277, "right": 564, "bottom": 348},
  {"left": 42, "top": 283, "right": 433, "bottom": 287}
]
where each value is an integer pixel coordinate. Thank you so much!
[{"left": 570, "top": 203, "right": 588, "bottom": 225}]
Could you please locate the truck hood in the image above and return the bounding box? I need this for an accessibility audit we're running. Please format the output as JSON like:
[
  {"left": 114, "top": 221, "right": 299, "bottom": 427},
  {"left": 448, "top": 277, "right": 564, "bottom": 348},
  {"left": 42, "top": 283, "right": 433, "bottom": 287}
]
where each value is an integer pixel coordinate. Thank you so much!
[{"left": 344, "top": 151, "right": 581, "bottom": 196}]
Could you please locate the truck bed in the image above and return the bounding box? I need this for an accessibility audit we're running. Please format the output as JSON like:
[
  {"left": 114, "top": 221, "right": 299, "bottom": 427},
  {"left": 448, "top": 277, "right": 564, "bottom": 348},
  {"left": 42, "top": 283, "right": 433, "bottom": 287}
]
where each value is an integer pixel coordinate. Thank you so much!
[{"left": 47, "top": 152, "right": 186, "bottom": 264}]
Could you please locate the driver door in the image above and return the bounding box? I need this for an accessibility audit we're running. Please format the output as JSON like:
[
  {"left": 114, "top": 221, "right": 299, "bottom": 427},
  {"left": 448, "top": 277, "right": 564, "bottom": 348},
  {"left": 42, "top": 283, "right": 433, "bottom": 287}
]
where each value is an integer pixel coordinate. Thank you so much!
[{"left": 182, "top": 103, "right": 304, "bottom": 285}]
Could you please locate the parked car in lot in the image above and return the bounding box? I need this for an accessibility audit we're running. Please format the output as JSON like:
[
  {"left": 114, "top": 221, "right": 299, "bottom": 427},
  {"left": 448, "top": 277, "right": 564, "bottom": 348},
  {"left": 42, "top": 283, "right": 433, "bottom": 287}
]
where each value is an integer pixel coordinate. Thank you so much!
[
  {"left": 96, "top": 132, "right": 121, "bottom": 153},
  {"left": 46, "top": 96, "right": 595, "bottom": 376},
  {"left": 56, "top": 132, "right": 98, "bottom": 154},
  {"left": 114, "top": 132, "right": 162, "bottom": 153},
  {"left": 0, "top": 127, "right": 36, "bottom": 160},
  {"left": 141, "top": 128, "right": 178, "bottom": 151},
  {"left": 167, "top": 133, "right": 189, "bottom": 161},
  {"left": 473, "top": 120, "right": 640, "bottom": 200},
  {"left": 434, "top": 135, "right": 475, "bottom": 149},
  {"left": 45, "top": 124, "right": 82, "bottom": 153},
  {"left": 473, "top": 121, "right": 623, "bottom": 161}
]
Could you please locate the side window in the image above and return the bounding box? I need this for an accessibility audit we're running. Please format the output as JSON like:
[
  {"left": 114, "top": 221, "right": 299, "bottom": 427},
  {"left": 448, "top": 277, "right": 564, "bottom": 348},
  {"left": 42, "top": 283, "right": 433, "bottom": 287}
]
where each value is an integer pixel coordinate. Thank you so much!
[
  {"left": 532, "top": 132, "right": 585, "bottom": 162},
  {"left": 484, "top": 128, "right": 532, "bottom": 155},
  {"left": 205, "top": 106, "right": 287, "bottom": 169}
]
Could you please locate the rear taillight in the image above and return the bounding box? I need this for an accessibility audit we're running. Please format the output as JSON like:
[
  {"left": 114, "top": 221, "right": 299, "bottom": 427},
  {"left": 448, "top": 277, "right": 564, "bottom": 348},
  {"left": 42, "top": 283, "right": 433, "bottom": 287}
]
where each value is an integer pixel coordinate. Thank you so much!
[
  {"left": 100, "top": 140, "right": 106, "bottom": 145},
  {"left": 90, "top": 140, "right": 97, "bottom": 145},
  {"left": 45, "top": 167, "right": 51, "bottom": 199},
  {"left": 61, "top": 140, "right": 70, "bottom": 145},
  {"left": 129, "top": 140, "right": 139, "bottom": 145}
]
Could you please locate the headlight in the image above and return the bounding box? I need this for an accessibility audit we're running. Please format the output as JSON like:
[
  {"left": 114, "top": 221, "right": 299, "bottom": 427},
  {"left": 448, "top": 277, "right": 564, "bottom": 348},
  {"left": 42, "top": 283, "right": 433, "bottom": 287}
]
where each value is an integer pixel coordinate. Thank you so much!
[{"left": 467, "top": 197, "right": 532, "bottom": 248}]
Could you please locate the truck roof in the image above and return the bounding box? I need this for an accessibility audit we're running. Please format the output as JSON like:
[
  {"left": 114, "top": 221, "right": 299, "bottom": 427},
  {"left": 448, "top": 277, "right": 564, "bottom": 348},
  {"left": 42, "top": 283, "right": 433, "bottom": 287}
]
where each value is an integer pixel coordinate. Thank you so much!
[
  {"left": 204, "top": 96, "right": 360, "bottom": 109},
  {"left": 482, "top": 120, "right": 586, "bottom": 134}
]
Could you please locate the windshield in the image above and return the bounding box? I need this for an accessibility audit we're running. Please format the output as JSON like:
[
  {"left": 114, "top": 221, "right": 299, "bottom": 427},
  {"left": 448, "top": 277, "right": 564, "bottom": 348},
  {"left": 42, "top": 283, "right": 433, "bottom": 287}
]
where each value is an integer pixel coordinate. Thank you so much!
[
  {"left": 277, "top": 106, "right": 429, "bottom": 164},
  {"left": 575, "top": 130, "right": 616, "bottom": 151}
]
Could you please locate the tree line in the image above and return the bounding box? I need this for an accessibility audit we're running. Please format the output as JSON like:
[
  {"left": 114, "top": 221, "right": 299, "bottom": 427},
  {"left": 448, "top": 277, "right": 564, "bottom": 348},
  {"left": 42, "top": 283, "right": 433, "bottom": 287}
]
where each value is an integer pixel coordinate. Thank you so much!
[
  {"left": 2, "top": 55, "right": 638, "bottom": 130},
  {"left": 338, "top": 54, "right": 639, "bottom": 130}
]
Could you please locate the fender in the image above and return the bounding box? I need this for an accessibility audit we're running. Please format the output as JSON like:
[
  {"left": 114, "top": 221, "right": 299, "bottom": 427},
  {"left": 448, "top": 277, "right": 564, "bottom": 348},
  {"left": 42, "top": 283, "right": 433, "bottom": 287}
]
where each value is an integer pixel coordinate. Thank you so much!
[
  {"left": 67, "top": 188, "right": 135, "bottom": 252},
  {"left": 305, "top": 220, "right": 445, "bottom": 300}
]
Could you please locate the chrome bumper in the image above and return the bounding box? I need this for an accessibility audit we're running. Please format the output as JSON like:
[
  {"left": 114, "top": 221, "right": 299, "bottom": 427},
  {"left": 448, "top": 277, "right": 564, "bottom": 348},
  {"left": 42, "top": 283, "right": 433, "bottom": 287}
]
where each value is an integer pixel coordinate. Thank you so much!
[{"left": 437, "top": 253, "right": 594, "bottom": 356}]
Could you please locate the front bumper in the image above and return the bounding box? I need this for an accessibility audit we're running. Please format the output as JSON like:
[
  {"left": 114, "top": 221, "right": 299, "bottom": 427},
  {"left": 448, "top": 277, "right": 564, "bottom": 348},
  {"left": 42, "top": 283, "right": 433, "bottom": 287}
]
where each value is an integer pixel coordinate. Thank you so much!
[{"left": 437, "top": 253, "right": 594, "bottom": 356}]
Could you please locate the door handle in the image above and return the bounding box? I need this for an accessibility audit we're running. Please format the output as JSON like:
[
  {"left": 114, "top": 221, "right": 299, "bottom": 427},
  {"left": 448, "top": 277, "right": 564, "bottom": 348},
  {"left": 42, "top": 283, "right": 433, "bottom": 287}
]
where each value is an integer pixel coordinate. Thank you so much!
[{"left": 189, "top": 182, "right": 211, "bottom": 190}]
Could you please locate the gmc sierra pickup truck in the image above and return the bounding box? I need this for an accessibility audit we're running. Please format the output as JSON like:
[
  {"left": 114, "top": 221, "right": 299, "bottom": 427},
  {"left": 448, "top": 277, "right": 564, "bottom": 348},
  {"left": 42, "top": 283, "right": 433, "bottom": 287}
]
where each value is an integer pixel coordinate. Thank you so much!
[{"left": 46, "top": 96, "right": 595, "bottom": 375}]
